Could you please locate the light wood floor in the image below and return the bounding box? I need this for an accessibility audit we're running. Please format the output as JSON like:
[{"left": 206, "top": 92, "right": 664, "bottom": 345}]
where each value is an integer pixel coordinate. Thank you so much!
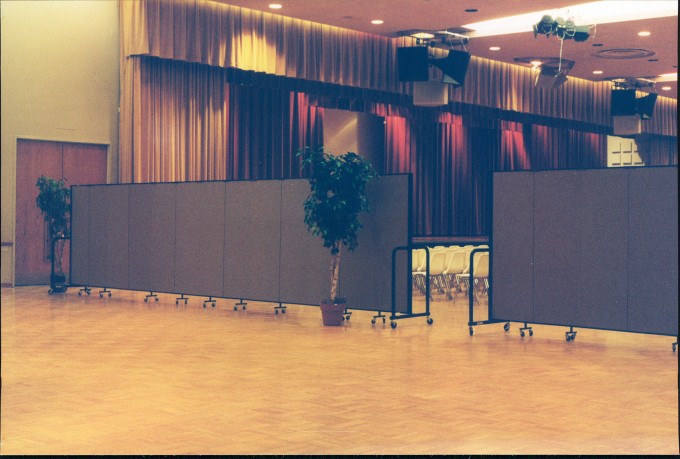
[{"left": 1, "top": 286, "right": 678, "bottom": 455}]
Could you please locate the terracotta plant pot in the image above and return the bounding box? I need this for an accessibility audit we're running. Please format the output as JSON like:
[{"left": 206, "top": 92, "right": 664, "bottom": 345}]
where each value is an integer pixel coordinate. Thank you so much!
[{"left": 320, "top": 301, "right": 345, "bottom": 326}]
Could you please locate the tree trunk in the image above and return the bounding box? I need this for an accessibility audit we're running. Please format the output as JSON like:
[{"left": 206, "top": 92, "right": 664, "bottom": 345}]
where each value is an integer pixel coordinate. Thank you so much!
[{"left": 329, "top": 245, "right": 342, "bottom": 302}]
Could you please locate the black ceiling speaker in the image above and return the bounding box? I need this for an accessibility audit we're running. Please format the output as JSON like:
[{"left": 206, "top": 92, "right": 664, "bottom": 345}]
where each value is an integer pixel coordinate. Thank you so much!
[
  {"left": 397, "top": 46, "right": 429, "bottom": 82},
  {"left": 433, "top": 50, "right": 471, "bottom": 87},
  {"left": 635, "top": 93, "right": 658, "bottom": 120},
  {"left": 611, "top": 89, "right": 637, "bottom": 116},
  {"left": 535, "top": 66, "right": 568, "bottom": 89}
]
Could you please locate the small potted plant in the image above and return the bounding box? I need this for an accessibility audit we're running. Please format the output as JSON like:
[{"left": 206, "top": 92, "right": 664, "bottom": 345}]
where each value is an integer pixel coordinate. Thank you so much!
[
  {"left": 298, "top": 146, "right": 377, "bottom": 326},
  {"left": 35, "top": 175, "right": 71, "bottom": 291}
]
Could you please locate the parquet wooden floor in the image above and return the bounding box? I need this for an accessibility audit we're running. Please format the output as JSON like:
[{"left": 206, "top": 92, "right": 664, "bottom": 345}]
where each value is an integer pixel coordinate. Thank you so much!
[{"left": 1, "top": 286, "right": 678, "bottom": 455}]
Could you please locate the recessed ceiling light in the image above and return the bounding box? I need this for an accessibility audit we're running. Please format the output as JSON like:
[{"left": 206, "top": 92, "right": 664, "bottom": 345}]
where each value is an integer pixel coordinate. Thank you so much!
[
  {"left": 638, "top": 31, "right": 651, "bottom": 36},
  {"left": 489, "top": 46, "right": 501, "bottom": 51},
  {"left": 371, "top": 19, "right": 384, "bottom": 25},
  {"left": 593, "top": 70, "right": 603, "bottom": 74},
  {"left": 268, "top": 3, "right": 282, "bottom": 9},
  {"left": 661, "top": 86, "right": 671, "bottom": 90},
  {"left": 412, "top": 32, "right": 435, "bottom": 39}
]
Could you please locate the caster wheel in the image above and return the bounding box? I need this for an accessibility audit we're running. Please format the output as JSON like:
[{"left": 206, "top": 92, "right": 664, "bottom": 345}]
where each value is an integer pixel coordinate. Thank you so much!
[
  {"left": 144, "top": 298, "right": 148, "bottom": 303},
  {"left": 243, "top": 305, "right": 247, "bottom": 310},
  {"left": 469, "top": 327, "right": 474, "bottom": 336},
  {"left": 371, "top": 319, "right": 376, "bottom": 325},
  {"left": 672, "top": 344, "right": 676, "bottom": 352},
  {"left": 275, "top": 309, "right": 279, "bottom": 315},
  {"left": 233, "top": 306, "right": 238, "bottom": 311},
  {"left": 212, "top": 304, "right": 215, "bottom": 308},
  {"left": 48, "top": 289, "right": 54, "bottom": 295},
  {"left": 155, "top": 297, "right": 159, "bottom": 302},
  {"left": 520, "top": 331, "right": 525, "bottom": 338},
  {"left": 503, "top": 322, "right": 510, "bottom": 332},
  {"left": 566, "top": 335, "right": 571, "bottom": 342},
  {"left": 529, "top": 330, "right": 534, "bottom": 337},
  {"left": 390, "top": 321, "right": 397, "bottom": 329},
  {"left": 108, "top": 292, "right": 112, "bottom": 297},
  {"left": 100, "top": 293, "right": 103, "bottom": 298},
  {"left": 382, "top": 317, "right": 386, "bottom": 324},
  {"left": 427, "top": 317, "right": 433, "bottom": 325},
  {"left": 341, "top": 316, "right": 345, "bottom": 321},
  {"left": 282, "top": 309, "right": 286, "bottom": 314},
  {"left": 87, "top": 291, "right": 91, "bottom": 296},
  {"left": 78, "top": 291, "right": 82, "bottom": 296},
  {"left": 345, "top": 315, "right": 350, "bottom": 321}
]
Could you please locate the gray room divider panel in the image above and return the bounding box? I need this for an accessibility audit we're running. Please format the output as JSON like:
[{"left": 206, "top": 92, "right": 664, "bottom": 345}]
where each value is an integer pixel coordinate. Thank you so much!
[
  {"left": 492, "top": 172, "right": 534, "bottom": 322},
  {"left": 128, "top": 184, "right": 176, "bottom": 293},
  {"left": 70, "top": 176, "right": 411, "bottom": 314},
  {"left": 175, "top": 182, "right": 225, "bottom": 297},
  {"left": 223, "top": 180, "right": 282, "bottom": 302},
  {"left": 70, "top": 186, "right": 89, "bottom": 286},
  {"left": 279, "top": 180, "right": 330, "bottom": 306},
  {"left": 627, "top": 168, "right": 678, "bottom": 335},
  {"left": 103, "top": 185, "right": 130, "bottom": 289},
  {"left": 533, "top": 171, "right": 581, "bottom": 326},
  {"left": 340, "top": 175, "right": 411, "bottom": 312},
  {"left": 578, "top": 169, "right": 628, "bottom": 330},
  {"left": 492, "top": 167, "right": 677, "bottom": 337},
  {"left": 87, "top": 187, "right": 110, "bottom": 287}
]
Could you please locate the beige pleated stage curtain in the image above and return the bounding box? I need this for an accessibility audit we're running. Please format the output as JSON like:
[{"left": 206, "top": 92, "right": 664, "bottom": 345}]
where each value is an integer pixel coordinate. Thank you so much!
[{"left": 119, "top": 0, "right": 677, "bottom": 182}]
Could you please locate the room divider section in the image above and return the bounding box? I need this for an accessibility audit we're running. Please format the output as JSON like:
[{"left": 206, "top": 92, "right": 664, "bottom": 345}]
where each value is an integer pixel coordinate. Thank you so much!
[
  {"left": 70, "top": 175, "right": 412, "bottom": 315},
  {"left": 477, "top": 166, "right": 678, "bottom": 342}
]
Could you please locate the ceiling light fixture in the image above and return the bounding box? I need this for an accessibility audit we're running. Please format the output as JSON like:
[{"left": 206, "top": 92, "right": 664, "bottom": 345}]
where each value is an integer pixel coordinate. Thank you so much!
[
  {"left": 412, "top": 32, "right": 435, "bottom": 39},
  {"left": 593, "top": 70, "right": 603, "bottom": 74},
  {"left": 371, "top": 19, "right": 384, "bottom": 25},
  {"left": 489, "top": 46, "right": 501, "bottom": 51},
  {"left": 638, "top": 31, "right": 651, "bottom": 36},
  {"left": 661, "top": 86, "right": 671, "bottom": 91},
  {"left": 462, "top": 1, "right": 677, "bottom": 38},
  {"left": 268, "top": 3, "right": 282, "bottom": 9}
]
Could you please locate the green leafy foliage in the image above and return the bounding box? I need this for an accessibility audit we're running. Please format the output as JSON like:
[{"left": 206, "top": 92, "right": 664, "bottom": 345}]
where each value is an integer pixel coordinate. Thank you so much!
[
  {"left": 298, "top": 147, "right": 377, "bottom": 255},
  {"left": 35, "top": 175, "right": 71, "bottom": 239}
]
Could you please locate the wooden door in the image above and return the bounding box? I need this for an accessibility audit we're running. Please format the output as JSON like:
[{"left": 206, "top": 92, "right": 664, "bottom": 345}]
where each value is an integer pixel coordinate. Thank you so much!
[{"left": 15, "top": 139, "right": 107, "bottom": 285}]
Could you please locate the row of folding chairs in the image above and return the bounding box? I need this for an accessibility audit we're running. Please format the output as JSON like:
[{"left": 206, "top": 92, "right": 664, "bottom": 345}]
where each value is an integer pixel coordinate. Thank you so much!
[{"left": 412, "top": 245, "right": 489, "bottom": 303}]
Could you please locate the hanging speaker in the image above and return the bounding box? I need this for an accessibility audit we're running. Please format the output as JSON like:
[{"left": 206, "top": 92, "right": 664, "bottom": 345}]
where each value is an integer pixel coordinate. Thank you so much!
[
  {"left": 413, "top": 81, "right": 449, "bottom": 106},
  {"left": 432, "top": 50, "right": 471, "bottom": 87},
  {"left": 611, "top": 89, "right": 637, "bottom": 116},
  {"left": 635, "top": 93, "right": 658, "bottom": 120},
  {"left": 397, "top": 46, "right": 429, "bottom": 82},
  {"left": 535, "top": 66, "right": 568, "bottom": 90},
  {"left": 572, "top": 25, "right": 590, "bottom": 42}
]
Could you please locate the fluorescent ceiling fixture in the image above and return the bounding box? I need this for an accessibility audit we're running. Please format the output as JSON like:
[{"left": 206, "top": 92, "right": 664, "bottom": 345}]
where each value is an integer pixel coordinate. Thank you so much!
[
  {"left": 593, "top": 70, "right": 603, "bottom": 74},
  {"left": 638, "top": 31, "right": 651, "bottom": 36},
  {"left": 268, "top": 3, "right": 282, "bottom": 9},
  {"left": 412, "top": 32, "right": 435, "bottom": 39},
  {"left": 489, "top": 46, "right": 501, "bottom": 51},
  {"left": 656, "top": 72, "right": 678, "bottom": 82},
  {"left": 661, "top": 86, "right": 671, "bottom": 90},
  {"left": 371, "top": 19, "right": 384, "bottom": 25},
  {"left": 462, "top": 1, "right": 678, "bottom": 38}
]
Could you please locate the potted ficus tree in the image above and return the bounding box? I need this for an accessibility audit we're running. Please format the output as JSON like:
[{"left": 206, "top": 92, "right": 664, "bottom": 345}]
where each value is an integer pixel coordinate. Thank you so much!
[
  {"left": 298, "top": 146, "right": 378, "bottom": 326},
  {"left": 35, "top": 175, "right": 71, "bottom": 292}
]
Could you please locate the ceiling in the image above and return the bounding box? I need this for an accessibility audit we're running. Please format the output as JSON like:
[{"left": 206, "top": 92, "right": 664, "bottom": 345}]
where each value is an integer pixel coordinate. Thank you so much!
[{"left": 219, "top": 0, "right": 678, "bottom": 99}]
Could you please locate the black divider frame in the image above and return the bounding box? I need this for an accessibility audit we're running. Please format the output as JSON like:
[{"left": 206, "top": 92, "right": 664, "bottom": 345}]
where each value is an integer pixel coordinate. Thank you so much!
[
  {"left": 68, "top": 175, "right": 413, "bottom": 316},
  {"left": 471, "top": 166, "right": 678, "bottom": 342}
]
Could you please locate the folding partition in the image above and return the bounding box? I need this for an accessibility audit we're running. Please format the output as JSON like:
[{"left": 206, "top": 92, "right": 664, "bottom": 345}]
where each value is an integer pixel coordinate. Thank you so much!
[
  {"left": 70, "top": 175, "right": 411, "bottom": 314},
  {"left": 490, "top": 166, "right": 678, "bottom": 337}
]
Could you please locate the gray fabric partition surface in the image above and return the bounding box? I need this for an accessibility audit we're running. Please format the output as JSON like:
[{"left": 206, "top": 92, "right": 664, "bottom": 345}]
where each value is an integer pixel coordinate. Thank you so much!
[
  {"left": 491, "top": 167, "right": 678, "bottom": 337},
  {"left": 223, "top": 180, "right": 282, "bottom": 302},
  {"left": 627, "top": 168, "right": 678, "bottom": 335},
  {"left": 70, "top": 186, "right": 89, "bottom": 286},
  {"left": 128, "top": 184, "right": 176, "bottom": 293},
  {"left": 491, "top": 172, "right": 534, "bottom": 322},
  {"left": 70, "top": 175, "right": 411, "bottom": 313},
  {"left": 175, "top": 182, "right": 225, "bottom": 297}
]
